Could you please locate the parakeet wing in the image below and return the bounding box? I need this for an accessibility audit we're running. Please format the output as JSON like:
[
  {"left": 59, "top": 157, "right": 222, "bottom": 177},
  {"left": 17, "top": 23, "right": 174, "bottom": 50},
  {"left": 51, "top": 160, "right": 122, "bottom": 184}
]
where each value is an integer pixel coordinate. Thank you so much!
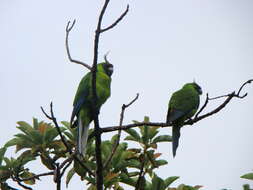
[
  {"left": 70, "top": 73, "right": 91, "bottom": 126},
  {"left": 166, "top": 108, "right": 185, "bottom": 123},
  {"left": 168, "top": 87, "right": 200, "bottom": 122}
]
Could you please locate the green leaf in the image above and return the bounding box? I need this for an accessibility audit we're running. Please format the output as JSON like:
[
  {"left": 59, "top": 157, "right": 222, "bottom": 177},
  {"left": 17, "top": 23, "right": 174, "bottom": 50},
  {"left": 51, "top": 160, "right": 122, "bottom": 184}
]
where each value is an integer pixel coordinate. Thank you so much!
[
  {"left": 147, "top": 127, "right": 159, "bottom": 140},
  {"left": 124, "top": 136, "right": 140, "bottom": 143},
  {"left": 104, "top": 172, "right": 120, "bottom": 188},
  {"left": 119, "top": 173, "right": 137, "bottom": 187},
  {"left": 14, "top": 134, "right": 33, "bottom": 144},
  {"left": 61, "top": 121, "right": 70, "bottom": 128},
  {"left": 40, "top": 154, "right": 55, "bottom": 170},
  {"left": 125, "top": 128, "right": 141, "bottom": 142},
  {"left": 111, "top": 134, "right": 119, "bottom": 144},
  {"left": 126, "top": 159, "right": 141, "bottom": 169},
  {"left": 66, "top": 167, "right": 75, "bottom": 187},
  {"left": 151, "top": 174, "right": 165, "bottom": 190},
  {"left": 33, "top": 118, "right": 39, "bottom": 130},
  {"left": 241, "top": 173, "right": 253, "bottom": 180},
  {"left": 17, "top": 121, "right": 33, "bottom": 134},
  {"left": 44, "top": 127, "right": 65, "bottom": 144},
  {"left": 140, "top": 125, "right": 149, "bottom": 145},
  {"left": 74, "top": 159, "right": 87, "bottom": 178},
  {"left": 128, "top": 172, "right": 139, "bottom": 177},
  {"left": 20, "top": 171, "right": 36, "bottom": 185},
  {"left": 153, "top": 135, "right": 172, "bottom": 143},
  {"left": 0, "top": 147, "right": 7, "bottom": 165},
  {"left": 101, "top": 141, "right": 112, "bottom": 161},
  {"left": 164, "top": 176, "right": 180, "bottom": 187},
  {"left": 4, "top": 138, "right": 19, "bottom": 148},
  {"left": 48, "top": 140, "right": 66, "bottom": 152},
  {"left": 18, "top": 150, "right": 36, "bottom": 164},
  {"left": 29, "top": 130, "right": 43, "bottom": 144},
  {"left": 154, "top": 159, "right": 168, "bottom": 167}
]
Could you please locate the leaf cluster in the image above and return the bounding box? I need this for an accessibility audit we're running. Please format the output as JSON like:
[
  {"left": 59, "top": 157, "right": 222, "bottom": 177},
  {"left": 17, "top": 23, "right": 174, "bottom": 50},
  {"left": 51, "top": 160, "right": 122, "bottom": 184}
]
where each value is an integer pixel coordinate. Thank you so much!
[{"left": 0, "top": 117, "right": 203, "bottom": 189}]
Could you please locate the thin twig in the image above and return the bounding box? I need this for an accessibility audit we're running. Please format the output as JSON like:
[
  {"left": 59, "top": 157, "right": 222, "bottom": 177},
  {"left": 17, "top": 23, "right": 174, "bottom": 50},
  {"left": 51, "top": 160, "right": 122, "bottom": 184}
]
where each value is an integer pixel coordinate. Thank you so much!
[
  {"left": 185, "top": 92, "right": 235, "bottom": 125},
  {"left": 19, "top": 171, "right": 54, "bottom": 181},
  {"left": 20, "top": 157, "right": 73, "bottom": 182},
  {"left": 195, "top": 93, "right": 209, "bottom": 118},
  {"left": 60, "top": 160, "right": 72, "bottom": 178},
  {"left": 41, "top": 103, "right": 71, "bottom": 152},
  {"left": 65, "top": 20, "right": 92, "bottom": 70},
  {"left": 104, "top": 93, "right": 139, "bottom": 169},
  {"left": 59, "top": 156, "right": 73, "bottom": 170},
  {"left": 236, "top": 79, "right": 253, "bottom": 97},
  {"left": 208, "top": 94, "right": 232, "bottom": 100},
  {"left": 100, "top": 5, "right": 129, "bottom": 33}
]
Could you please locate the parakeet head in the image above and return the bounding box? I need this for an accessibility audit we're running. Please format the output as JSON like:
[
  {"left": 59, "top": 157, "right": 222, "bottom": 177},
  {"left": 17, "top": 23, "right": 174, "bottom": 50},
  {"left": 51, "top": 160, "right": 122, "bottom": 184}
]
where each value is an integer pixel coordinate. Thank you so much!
[
  {"left": 97, "top": 62, "right": 113, "bottom": 77},
  {"left": 183, "top": 82, "right": 202, "bottom": 95}
]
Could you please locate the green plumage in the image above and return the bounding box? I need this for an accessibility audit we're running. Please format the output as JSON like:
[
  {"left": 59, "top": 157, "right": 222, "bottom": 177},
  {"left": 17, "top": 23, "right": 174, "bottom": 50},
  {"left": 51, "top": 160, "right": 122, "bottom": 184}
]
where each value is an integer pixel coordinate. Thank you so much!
[
  {"left": 166, "top": 82, "right": 202, "bottom": 157},
  {"left": 70, "top": 62, "right": 113, "bottom": 156}
]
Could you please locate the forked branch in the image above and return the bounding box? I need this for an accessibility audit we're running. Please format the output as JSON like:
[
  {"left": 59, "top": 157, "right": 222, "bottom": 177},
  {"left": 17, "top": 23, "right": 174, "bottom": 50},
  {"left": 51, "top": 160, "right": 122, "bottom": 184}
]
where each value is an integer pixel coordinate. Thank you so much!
[
  {"left": 104, "top": 93, "right": 139, "bottom": 169},
  {"left": 65, "top": 20, "right": 92, "bottom": 70},
  {"left": 100, "top": 5, "right": 129, "bottom": 33},
  {"left": 41, "top": 103, "right": 94, "bottom": 177}
]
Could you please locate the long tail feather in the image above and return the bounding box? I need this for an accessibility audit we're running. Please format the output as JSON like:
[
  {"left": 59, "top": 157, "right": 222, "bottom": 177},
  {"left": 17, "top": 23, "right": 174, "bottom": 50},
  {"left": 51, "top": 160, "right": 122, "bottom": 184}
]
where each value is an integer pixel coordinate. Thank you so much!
[
  {"left": 172, "top": 126, "right": 181, "bottom": 157},
  {"left": 77, "top": 116, "right": 89, "bottom": 156}
]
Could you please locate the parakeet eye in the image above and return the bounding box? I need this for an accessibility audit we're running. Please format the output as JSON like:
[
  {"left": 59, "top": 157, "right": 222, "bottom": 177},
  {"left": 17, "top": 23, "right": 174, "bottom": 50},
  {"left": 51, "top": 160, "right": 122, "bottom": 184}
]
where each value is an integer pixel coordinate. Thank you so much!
[
  {"left": 108, "top": 65, "right": 113, "bottom": 72},
  {"left": 193, "top": 83, "right": 202, "bottom": 95},
  {"left": 196, "top": 85, "right": 202, "bottom": 95},
  {"left": 198, "top": 87, "right": 202, "bottom": 95},
  {"left": 103, "top": 63, "right": 113, "bottom": 76}
]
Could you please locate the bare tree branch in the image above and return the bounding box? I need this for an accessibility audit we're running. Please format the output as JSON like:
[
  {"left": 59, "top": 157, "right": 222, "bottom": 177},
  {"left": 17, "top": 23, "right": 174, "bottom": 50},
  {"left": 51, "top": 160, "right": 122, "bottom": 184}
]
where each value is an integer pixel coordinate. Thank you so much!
[
  {"left": 102, "top": 122, "right": 169, "bottom": 133},
  {"left": 41, "top": 103, "right": 71, "bottom": 152},
  {"left": 104, "top": 93, "right": 139, "bottom": 169},
  {"left": 100, "top": 5, "right": 129, "bottom": 33},
  {"left": 19, "top": 157, "right": 73, "bottom": 183},
  {"left": 91, "top": 1, "right": 111, "bottom": 188},
  {"left": 236, "top": 79, "right": 253, "bottom": 97},
  {"left": 19, "top": 171, "right": 54, "bottom": 182},
  {"left": 65, "top": 20, "right": 92, "bottom": 70},
  {"left": 101, "top": 79, "right": 253, "bottom": 132}
]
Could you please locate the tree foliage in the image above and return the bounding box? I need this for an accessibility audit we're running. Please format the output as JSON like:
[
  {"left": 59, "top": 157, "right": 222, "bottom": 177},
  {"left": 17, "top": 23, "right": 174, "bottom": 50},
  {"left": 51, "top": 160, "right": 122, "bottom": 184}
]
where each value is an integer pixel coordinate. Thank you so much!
[{"left": 0, "top": 117, "right": 204, "bottom": 189}]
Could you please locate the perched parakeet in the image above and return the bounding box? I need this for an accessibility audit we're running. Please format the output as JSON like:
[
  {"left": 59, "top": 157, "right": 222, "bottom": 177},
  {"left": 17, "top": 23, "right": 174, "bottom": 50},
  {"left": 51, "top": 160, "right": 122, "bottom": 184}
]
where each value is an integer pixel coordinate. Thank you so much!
[
  {"left": 70, "top": 61, "right": 113, "bottom": 156},
  {"left": 166, "top": 82, "right": 202, "bottom": 157}
]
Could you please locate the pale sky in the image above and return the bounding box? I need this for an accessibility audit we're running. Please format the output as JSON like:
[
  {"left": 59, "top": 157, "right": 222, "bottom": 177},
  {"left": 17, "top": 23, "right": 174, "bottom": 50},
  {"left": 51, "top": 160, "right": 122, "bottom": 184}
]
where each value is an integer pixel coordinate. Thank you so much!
[{"left": 1, "top": 0, "right": 253, "bottom": 189}]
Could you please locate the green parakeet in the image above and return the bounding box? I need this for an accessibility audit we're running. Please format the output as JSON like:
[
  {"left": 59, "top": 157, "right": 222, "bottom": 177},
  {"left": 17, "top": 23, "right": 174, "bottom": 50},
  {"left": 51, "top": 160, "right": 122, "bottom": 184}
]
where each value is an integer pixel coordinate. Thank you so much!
[
  {"left": 70, "top": 61, "right": 113, "bottom": 156},
  {"left": 166, "top": 82, "right": 202, "bottom": 157}
]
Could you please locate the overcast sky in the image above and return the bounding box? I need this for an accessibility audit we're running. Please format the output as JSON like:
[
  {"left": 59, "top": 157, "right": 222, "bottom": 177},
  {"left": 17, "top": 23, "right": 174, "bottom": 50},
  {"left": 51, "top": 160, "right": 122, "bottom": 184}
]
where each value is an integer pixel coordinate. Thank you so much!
[{"left": 1, "top": 0, "right": 253, "bottom": 189}]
